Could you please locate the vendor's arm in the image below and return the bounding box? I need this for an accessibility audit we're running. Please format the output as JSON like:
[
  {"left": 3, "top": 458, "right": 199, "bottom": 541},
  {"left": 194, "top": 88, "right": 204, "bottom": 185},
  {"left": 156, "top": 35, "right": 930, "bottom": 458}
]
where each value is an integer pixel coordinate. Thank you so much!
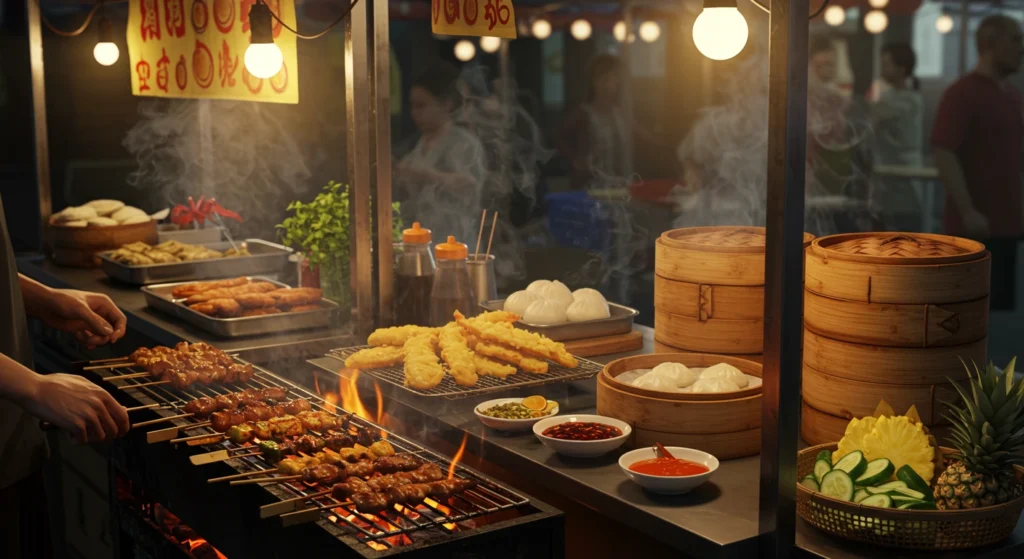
[
  {"left": 19, "top": 274, "right": 127, "bottom": 348},
  {"left": 0, "top": 352, "right": 129, "bottom": 443},
  {"left": 931, "top": 85, "right": 990, "bottom": 238}
]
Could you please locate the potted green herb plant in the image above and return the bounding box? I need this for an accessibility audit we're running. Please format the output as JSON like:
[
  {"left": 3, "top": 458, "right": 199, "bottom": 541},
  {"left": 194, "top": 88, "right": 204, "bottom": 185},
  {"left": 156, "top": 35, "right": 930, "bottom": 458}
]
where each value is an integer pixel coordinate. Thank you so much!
[{"left": 277, "top": 180, "right": 402, "bottom": 304}]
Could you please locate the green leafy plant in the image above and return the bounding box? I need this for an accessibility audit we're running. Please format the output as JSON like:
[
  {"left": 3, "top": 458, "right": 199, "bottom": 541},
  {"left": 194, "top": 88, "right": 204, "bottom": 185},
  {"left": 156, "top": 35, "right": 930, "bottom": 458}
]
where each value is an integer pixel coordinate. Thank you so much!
[{"left": 277, "top": 180, "right": 402, "bottom": 303}]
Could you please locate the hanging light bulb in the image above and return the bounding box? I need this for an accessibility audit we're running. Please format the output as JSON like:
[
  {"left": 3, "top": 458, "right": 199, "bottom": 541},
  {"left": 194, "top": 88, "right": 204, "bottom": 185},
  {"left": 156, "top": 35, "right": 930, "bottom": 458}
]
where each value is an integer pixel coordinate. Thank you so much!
[
  {"left": 693, "top": 0, "right": 749, "bottom": 61},
  {"left": 638, "top": 21, "right": 661, "bottom": 43},
  {"left": 570, "top": 19, "right": 592, "bottom": 41},
  {"left": 936, "top": 13, "right": 954, "bottom": 34},
  {"left": 613, "top": 20, "right": 628, "bottom": 42},
  {"left": 532, "top": 18, "right": 552, "bottom": 40},
  {"left": 93, "top": 17, "right": 119, "bottom": 66},
  {"left": 244, "top": 1, "right": 284, "bottom": 79},
  {"left": 864, "top": 9, "right": 888, "bottom": 34},
  {"left": 480, "top": 36, "right": 501, "bottom": 53},
  {"left": 823, "top": 5, "right": 846, "bottom": 27},
  {"left": 454, "top": 39, "right": 476, "bottom": 61}
]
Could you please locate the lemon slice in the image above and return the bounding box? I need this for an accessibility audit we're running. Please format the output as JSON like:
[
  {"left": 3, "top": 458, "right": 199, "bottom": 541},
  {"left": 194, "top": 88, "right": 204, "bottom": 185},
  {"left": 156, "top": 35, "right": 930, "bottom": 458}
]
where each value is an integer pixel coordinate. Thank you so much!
[{"left": 521, "top": 395, "right": 547, "bottom": 411}]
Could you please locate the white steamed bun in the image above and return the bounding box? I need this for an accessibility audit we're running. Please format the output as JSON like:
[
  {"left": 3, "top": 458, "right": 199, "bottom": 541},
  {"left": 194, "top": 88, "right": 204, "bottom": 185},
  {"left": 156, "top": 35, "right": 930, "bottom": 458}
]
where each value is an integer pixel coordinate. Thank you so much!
[
  {"left": 699, "top": 363, "right": 749, "bottom": 389},
  {"left": 691, "top": 377, "right": 741, "bottom": 393},
  {"left": 540, "top": 280, "right": 574, "bottom": 308},
  {"left": 650, "top": 362, "right": 697, "bottom": 388},
  {"left": 632, "top": 372, "right": 679, "bottom": 392},
  {"left": 573, "top": 288, "right": 606, "bottom": 303},
  {"left": 526, "top": 280, "right": 552, "bottom": 294},
  {"left": 523, "top": 299, "right": 568, "bottom": 325},
  {"left": 504, "top": 290, "right": 540, "bottom": 316},
  {"left": 566, "top": 298, "right": 610, "bottom": 322}
]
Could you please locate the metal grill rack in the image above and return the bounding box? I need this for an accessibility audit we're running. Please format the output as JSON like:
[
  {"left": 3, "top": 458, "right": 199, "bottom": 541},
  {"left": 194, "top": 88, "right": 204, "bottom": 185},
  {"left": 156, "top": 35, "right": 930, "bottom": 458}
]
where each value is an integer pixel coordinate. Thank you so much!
[
  {"left": 328, "top": 345, "right": 605, "bottom": 398},
  {"left": 92, "top": 358, "right": 530, "bottom": 551}
]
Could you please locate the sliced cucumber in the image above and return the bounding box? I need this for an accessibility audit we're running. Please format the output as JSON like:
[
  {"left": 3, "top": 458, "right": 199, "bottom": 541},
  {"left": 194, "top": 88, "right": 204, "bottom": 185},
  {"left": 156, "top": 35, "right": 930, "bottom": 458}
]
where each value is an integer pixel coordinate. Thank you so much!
[
  {"left": 891, "top": 486, "right": 926, "bottom": 500},
  {"left": 898, "top": 500, "right": 937, "bottom": 510},
  {"left": 820, "top": 470, "right": 855, "bottom": 501},
  {"left": 833, "top": 450, "right": 868, "bottom": 480},
  {"left": 800, "top": 476, "right": 820, "bottom": 492},
  {"left": 896, "top": 465, "right": 932, "bottom": 499},
  {"left": 814, "top": 459, "right": 832, "bottom": 483},
  {"left": 890, "top": 494, "right": 920, "bottom": 503},
  {"left": 815, "top": 449, "right": 833, "bottom": 464},
  {"left": 855, "top": 458, "right": 894, "bottom": 486},
  {"left": 871, "top": 480, "right": 909, "bottom": 492},
  {"left": 859, "top": 494, "right": 893, "bottom": 508},
  {"left": 853, "top": 488, "right": 870, "bottom": 503}
]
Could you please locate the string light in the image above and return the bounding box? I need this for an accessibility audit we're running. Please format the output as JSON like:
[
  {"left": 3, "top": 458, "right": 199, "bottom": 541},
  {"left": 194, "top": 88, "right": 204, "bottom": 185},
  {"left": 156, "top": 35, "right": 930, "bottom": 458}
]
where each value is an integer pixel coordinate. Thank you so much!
[
  {"left": 244, "top": 1, "right": 283, "bottom": 78},
  {"left": 823, "top": 5, "right": 845, "bottom": 27},
  {"left": 864, "top": 9, "right": 888, "bottom": 34},
  {"left": 570, "top": 19, "right": 592, "bottom": 41},
  {"left": 480, "top": 36, "right": 501, "bottom": 53},
  {"left": 93, "top": 16, "right": 119, "bottom": 66},
  {"left": 693, "top": 0, "right": 748, "bottom": 61},
  {"left": 868, "top": 0, "right": 888, "bottom": 8},
  {"left": 936, "top": 13, "right": 954, "bottom": 34},
  {"left": 531, "top": 18, "right": 552, "bottom": 40},
  {"left": 613, "top": 20, "right": 628, "bottom": 42},
  {"left": 454, "top": 39, "right": 476, "bottom": 61},
  {"left": 638, "top": 21, "right": 661, "bottom": 43}
]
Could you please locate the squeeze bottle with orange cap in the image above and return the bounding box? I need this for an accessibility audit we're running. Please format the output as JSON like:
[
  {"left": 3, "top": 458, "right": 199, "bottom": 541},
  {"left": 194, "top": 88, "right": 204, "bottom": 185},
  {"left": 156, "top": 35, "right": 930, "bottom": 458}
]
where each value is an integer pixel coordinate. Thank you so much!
[
  {"left": 395, "top": 222, "right": 435, "bottom": 326},
  {"left": 429, "top": 236, "right": 476, "bottom": 326}
]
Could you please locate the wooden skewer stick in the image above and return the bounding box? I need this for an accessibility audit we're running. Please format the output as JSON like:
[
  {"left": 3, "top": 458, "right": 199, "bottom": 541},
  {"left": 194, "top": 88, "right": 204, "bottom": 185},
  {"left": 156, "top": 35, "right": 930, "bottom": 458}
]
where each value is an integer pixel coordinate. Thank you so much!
[
  {"left": 484, "top": 211, "right": 499, "bottom": 259},
  {"left": 229, "top": 474, "right": 301, "bottom": 486},
  {"left": 191, "top": 449, "right": 261, "bottom": 466},
  {"left": 280, "top": 501, "right": 353, "bottom": 527},
  {"left": 169, "top": 431, "right": 224, "bottom": 444},
  {"left": 89, "top": 356, "right": 130, "bottom": 363},
  {"left": 103, "top": 372, "right": 151, "bottom": 381},
  {"left": 208, "top": 469, "right": 275, "bottom": 483},
  {"left": 473, "top": 209, "right": 487, "bottom": 259},
  {"left": 132, "top": 413, "right": 194, "bottom": 429},
  {"left": 83, "top": 363, "right": 133, "bottom": 371},
  {"left": 260, "top": 489, "right": 332, "bottom": 518},
  {"left": 125, "top": 403, "right": 163, "bottom": 412},
  {"left": 120, "top": 380, "right": 171, "bottom": 389}
]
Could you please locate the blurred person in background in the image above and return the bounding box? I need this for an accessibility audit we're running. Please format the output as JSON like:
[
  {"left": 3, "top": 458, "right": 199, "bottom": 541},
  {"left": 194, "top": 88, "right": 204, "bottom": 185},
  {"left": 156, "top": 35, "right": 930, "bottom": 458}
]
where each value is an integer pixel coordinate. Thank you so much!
[
  {"left": 932, "top": 15, "right": 1023, "bottom": 311},
  {"left": 871, "top": 42, "right": 924, "bottom": 231},
  {"left": 807, "top": 36, "right": 854, "bottom": 198},
  {"left": 395, "top": 61, "right": 487, "bottom": 243}
]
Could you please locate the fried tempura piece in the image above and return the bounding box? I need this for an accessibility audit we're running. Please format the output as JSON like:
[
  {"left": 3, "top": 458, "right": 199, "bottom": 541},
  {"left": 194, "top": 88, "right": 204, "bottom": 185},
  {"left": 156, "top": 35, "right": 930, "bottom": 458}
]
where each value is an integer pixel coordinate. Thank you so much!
[
  {"left": 269, "top": 288, "right": 323, "bottom": 307},
  {"left": 172, "top": 277, "right": 249, "bottom": 298},
  {"left": 207, "top": 298, "right": 242, "bottom": 318},
  {"left": 240, "top": 307, "right": 282, "bottom": 317},
  {"left": 473, "top": 342, "right": 549, "bottom": 374},
  {"left": 473, "top": 354, "right": 517, "bottom": 379},
  {"left": 455, "top": 311, "right": 577, "bottom": 368},
  {"left": 184, "top": 282, "right": 277, "bottom": 304},
  {"left": 288, "top": 304, "right": 321, "bottom": 312},
  {"left": 474, "top": 311, "right": 521, "bottom": 323},
  {"left": 403, "top": 334, "right": 444, "bottom": 390},
  {"left": 345, "top": 346, "right": 405, "bottom": 369},
  {"left": 367, "top": 325, "right": 438, "bottom": 347},
  {"left": 235, "top": 293, "right": 277, "bottom": 309},
  {"left": 439, "top": 323, "right": 478, "bottom": 386}
]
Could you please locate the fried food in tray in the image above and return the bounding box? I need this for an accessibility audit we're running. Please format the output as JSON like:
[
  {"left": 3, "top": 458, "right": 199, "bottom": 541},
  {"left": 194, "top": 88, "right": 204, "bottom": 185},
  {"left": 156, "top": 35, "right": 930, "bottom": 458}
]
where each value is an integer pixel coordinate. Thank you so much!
[
  {"left": 438, "top": 323, "right": 478, "bottom": 386},
  {"left": 455, "top": 310, "right": 578, "bottom": 368},
  {"left": 403, "top": 334, "right": 445, "bottom": 390},
  {"left": 172, "top": 277, "right": 249, "bottom": 298},
  {"left": 471, "top": 340, "right": 549, "bottom": 374},
  {"left": 169, "top": 277, "right": 325, "bottom": 319},
  {"left": 345, "top": 346, "right": 406, "bottom": 369},
  {"left": 108, "top": 240, "right": 249, "bottom": 266}
]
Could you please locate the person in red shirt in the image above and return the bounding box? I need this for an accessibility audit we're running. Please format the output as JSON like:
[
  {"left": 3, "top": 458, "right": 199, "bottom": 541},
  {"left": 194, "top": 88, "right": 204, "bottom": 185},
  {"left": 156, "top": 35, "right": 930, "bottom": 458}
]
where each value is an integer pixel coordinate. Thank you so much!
[{"left": 932, "top": 15, "right": 1024, "bottom": 310}]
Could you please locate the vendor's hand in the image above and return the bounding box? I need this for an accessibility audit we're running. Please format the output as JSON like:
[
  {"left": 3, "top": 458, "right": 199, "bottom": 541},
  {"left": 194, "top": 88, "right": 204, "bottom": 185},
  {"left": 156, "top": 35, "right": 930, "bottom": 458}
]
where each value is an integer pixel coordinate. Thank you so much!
[
  {"left": 36, "top": 289, "right": 127, "bottom": 348},
  {"left": 22, "top": 373, "right": 129, "bottom": 443},
  {"left": 962, "top": 208, "right": 991, "bottom": 239}
]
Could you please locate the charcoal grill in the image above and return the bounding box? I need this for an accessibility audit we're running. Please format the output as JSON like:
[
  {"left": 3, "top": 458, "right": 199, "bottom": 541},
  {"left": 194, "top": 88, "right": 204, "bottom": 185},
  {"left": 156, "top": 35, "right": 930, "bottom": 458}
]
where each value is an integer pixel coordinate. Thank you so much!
[
  {"left": 87, "top": 353, "right": 561, "bottom": 558},
  {"left": 327, "top": 346, "right": 604, "bottom": 398}
]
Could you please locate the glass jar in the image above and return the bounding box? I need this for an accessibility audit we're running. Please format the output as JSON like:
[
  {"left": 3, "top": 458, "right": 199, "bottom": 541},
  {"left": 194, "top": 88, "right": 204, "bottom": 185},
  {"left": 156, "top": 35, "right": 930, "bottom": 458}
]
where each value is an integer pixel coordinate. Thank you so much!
[{"left": 429, "top": 236, "right": 476, "bottom": 326}]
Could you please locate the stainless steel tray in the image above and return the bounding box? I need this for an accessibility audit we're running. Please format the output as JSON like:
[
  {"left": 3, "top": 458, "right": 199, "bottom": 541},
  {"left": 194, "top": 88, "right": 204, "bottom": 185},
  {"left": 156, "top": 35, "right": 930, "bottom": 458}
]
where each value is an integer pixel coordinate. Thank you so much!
[
  {"left": 478, "top": 299, "right": 638, "bottom": 341},
  {"left": 99, "top": 239, "right": 293, "bottom": 285},
  {"left": 141, "top": 277, "right": 337, "bottom": 338}
]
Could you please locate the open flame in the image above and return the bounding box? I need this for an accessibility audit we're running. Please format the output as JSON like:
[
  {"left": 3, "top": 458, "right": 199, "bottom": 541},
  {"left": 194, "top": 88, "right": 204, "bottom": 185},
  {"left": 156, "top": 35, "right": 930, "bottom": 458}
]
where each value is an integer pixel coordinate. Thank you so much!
[
  {"left": 339, "top": 369, "right": 372, "bottom": 422},
  {"left": 448, "top": 433, "right": 468, "bottom": 481},
  {"left": 315, "top": 373, "right": 339, "bottom": 414},
  {"left": 181, "top": 538, "right": 228, "bottom": 559}
]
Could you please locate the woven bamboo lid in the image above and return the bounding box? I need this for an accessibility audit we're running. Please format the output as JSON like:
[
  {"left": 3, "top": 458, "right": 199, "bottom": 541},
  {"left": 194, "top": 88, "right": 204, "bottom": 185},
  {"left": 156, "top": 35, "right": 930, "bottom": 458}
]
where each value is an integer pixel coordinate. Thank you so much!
[
  {"left": 660, "top": 226, "right": 815, "bottom": 253},
  {"left": 812, "top": 232, "right": 986, "bottom": 265},
  {"left": 656, "top": 226, "right": 815, "bottom": 285}
]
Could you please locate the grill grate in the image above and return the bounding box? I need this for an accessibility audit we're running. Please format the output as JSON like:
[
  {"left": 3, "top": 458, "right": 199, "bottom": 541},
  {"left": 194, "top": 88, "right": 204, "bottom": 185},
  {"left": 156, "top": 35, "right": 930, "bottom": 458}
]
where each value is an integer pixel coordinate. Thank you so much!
[
  {"left": 327, "top": 345, "right": 604, "bottom": 399},
  {"left": 92, "top": 358, "right": 530, "bottom": 550}
]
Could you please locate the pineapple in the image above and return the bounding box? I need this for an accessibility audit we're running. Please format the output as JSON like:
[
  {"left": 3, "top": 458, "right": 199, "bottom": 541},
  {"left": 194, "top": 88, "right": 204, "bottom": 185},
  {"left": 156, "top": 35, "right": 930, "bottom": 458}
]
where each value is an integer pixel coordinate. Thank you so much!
[
  {"left": 835, "top": 416, "right": 878, "bottom": 463},
  {"left": 861, "top": 415, "right": 936, "bottom": 484},
  {"left": 934, "top": 359, "right": 1024, "bottom": 510}
]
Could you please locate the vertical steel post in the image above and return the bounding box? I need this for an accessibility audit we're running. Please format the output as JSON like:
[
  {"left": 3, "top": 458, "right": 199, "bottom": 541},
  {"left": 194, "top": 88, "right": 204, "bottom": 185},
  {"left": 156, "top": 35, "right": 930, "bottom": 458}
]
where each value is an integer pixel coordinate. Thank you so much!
[
  {"left": 27, "top": 0, "right": 52, "bottom": 227},
  {"left": 345, "top": 0, "right": 374, "bottom": 334},
  {"left": 759, "top": 0, "right": 809, "bottom": 556},
  {"left": 370, "top": 0, "right": 394, "bottom": 325}
]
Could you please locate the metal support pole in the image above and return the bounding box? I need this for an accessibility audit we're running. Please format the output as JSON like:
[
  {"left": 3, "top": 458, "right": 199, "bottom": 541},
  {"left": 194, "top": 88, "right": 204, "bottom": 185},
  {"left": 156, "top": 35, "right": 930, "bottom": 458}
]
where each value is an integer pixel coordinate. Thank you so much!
[
  {"left": 345, "top": 0, "right": 374, "bottom": 334},
  {"left": 759, "top": 0, "right": 809, "bottom": 556},
  {"left": 370, "top": 0, "right": 394, "bottom": 325},
  {"left": 27, "top": 0, "right": 52, "bottom": 227},
  {"left": 957, "top": 0, "right": 969, "bottom": 76}
]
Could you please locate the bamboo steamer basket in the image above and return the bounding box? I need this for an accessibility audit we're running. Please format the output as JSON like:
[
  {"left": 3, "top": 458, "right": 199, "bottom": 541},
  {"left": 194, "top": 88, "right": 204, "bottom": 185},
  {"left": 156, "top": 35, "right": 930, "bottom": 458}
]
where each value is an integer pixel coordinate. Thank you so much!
[
  {"left": 46, "top": 220, "right": 158, "bottom": 268},
  {"left": 596, "top": 353, "right": 762, "bottom": 459},
  {"left": 804, "top": 290, "right": 989, "bottom": 348},
  {"left": 805, "top": 232, "right": 990, "bottom": 304},
  {"left": 801, "top": 401, "right": 953, "bottom": 447},
  {"left": 653, "top": 275, "right": 764, "bottom": 320},
  {"left": 654, "top": 309, "right": 763, "bottom": 354},
  {"left": 655, "top": 226, "right": 815, "bottom": 285},
  {"left": 652, "top": 339, "right": 763, "bottom": 363}
]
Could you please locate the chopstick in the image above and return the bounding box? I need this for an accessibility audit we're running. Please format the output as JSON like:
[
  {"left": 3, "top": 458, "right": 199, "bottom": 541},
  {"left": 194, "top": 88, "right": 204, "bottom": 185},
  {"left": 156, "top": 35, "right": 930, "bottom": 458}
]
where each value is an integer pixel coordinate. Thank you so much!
[
  {"left": 485, "top": 212, "right": 498, "bottom": 259},
  {"left": 473, "top": 209, "right": 487, "bottom": 260}
]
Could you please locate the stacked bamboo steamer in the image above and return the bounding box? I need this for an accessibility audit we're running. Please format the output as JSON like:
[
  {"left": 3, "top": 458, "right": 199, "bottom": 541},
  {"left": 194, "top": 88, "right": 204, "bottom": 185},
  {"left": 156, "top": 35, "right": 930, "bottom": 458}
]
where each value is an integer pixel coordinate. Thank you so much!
[
  {"left": 801, "top": 233, "right": 990, "bottom": 445},
  {"left": 654, "top": 226, "right": 813, "bottom": 356}
]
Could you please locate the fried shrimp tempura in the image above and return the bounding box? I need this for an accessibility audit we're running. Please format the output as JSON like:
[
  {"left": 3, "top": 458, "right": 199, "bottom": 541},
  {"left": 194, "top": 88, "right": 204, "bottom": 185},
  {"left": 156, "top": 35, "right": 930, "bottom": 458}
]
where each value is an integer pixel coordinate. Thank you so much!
[
  {"left": 473, "top": 342, "right": 549, "bottom": 374},
  {"left": 438, "top": 323, "right": 478, "bottom": 386},
  {"left": 367, "top": 325, "right": 438, "bottom": 347},
  {"left": 474, "top": 311, "right": 521, "bottom": 323},
  {"left": 345, "top": 346, "right": 405, "bottom": 369},
  {"left": 403, "top": 334, "right": 445, "bottom": 390},
  {"left": 455, "top": 311, "right": 577, "bottom": 368},
  {"left": 473, "top": 354, "right": 517, "bottom": 378}
]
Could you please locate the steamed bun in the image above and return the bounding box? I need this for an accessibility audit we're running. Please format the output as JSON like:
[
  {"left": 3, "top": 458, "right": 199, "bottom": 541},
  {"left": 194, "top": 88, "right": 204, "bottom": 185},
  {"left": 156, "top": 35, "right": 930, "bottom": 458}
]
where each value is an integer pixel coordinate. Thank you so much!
[
  {"left": 526, "top": 280, "right": 552, "bottom": 294},
  {"left": 504, "top": 290, "right": 540, "bottom": 316},
  {"left": 573, "top": 288, "right": 606, "bottom": 303},
  {"left": 699, "top": 363, "right": 749, "bottom": 389},
  {"left": 650, "top": 362, "right": 697, "bottom": 388},
  {"left": 633, "top": 373, "right": 679, "bottom": 392},
  {"left": 691, "top": 377, "right": 741, "bottom": 393},
  {"left": 523, "top": 299, "right": 568, "bottom": 325},
  {"left": 540, "top": 280, "right": 574, "bottom": 308},
  {"left": 566, "top": 298, "right": 610, "bottom": 322}
]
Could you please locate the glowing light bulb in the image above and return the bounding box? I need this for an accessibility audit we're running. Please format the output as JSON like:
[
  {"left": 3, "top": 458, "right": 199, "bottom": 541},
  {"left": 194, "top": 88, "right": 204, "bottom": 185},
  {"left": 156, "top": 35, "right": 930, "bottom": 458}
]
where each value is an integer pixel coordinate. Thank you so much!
[
  {"left": 480, "top": 36, "right": 501, "bottom": 53},
  {"left": 693, "top": 7, "right": 749, "bottom": 61},
  {"left": 454, "top": 39, "right": 476, "bottom": 62},
  {"left": 570, "top": 19, "right": 592, "bottom": 41},
  {"left": 244, "top": 3, "right": 282, "bottom": 78},
  {"left": 532, "top": 18, "right": 552, "bottom": 40},
  {"left": 638, "top": 21, "right": 661, "bottom": 43},
  {"left": 613, "top": 20, "right": 627, "bottom": 42},
  {"left": 94, "top": 42, "right": 119, "bottom": 66},
  {"left": 868, "top": 0, "right": 888, "bottom": 8},
  {"left": 864, "top": 10, "right": 888, "bottom": 34},
  {"left": 936, "top": 14, "right": 954, "bottom": 34},
  {"left": 823, "top": 5, "right": 846, "bottom": 27}
]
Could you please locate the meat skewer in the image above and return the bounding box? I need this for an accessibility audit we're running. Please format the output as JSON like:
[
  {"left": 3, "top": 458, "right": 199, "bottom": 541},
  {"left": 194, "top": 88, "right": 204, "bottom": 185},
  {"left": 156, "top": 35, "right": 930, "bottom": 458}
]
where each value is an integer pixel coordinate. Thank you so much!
[
  {"left": 225, "top": 450, "right": 415, "bottom": 486},
  {"left": 278, "top": 478, "right": 477, "bottom": 524}
]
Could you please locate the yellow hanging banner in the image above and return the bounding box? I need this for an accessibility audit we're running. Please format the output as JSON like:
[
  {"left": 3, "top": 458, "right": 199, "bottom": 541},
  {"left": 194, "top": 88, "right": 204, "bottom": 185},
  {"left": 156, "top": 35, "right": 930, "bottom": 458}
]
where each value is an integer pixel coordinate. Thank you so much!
[
  {"left": 431, "top": 0, "right": 517, "bottom": 39},
  {"left": 127, "top": 0, "right": 299, "bottom": 104}
]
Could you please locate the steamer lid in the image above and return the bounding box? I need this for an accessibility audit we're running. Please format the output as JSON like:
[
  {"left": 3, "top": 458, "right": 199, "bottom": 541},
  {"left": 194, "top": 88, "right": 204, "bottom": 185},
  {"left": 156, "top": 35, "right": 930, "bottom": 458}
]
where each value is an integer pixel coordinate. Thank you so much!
[{"left": 816, "top": 233, "right": 986, "bottom": 264}]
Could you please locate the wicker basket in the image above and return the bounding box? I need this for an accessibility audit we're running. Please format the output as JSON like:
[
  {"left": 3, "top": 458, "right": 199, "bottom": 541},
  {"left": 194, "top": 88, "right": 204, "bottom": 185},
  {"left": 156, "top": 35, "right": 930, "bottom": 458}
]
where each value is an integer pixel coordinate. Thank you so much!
[{"left": 797, "top": 443, "right": 1024, "bottom": 550}]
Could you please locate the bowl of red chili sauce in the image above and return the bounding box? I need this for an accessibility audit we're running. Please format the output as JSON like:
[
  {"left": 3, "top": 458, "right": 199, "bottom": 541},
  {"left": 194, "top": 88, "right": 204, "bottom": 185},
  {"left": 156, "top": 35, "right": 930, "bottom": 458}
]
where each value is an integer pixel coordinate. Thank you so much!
[
  {"left": 532, "top": 415, "right": 631, "bottom": 457},
  {"left": 618, "top": 446, "right": 719, "bottom": 494}
]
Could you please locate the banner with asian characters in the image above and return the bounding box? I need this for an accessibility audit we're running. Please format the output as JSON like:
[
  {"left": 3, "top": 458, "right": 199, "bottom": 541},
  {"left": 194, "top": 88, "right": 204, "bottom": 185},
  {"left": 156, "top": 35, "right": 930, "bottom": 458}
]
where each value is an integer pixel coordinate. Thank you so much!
[
  {"left": 431, "top": 0, "right": 517, "bottom": 39},
  {"left": 127, "top": 0, "right": 299, "bottom": 104}
]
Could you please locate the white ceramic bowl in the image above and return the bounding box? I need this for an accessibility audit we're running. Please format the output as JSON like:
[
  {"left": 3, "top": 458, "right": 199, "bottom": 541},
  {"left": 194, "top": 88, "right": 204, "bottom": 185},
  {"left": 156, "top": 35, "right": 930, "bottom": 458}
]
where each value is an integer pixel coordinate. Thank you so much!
[
  {"left": 532, "top": 414, "right": 631, "bottom": 457},
  {"left": 618, "top": 446, "right": 719, "bottom": 494},
  {"left": 474, "top": 398, "right": 559, "bottom": 432}
]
